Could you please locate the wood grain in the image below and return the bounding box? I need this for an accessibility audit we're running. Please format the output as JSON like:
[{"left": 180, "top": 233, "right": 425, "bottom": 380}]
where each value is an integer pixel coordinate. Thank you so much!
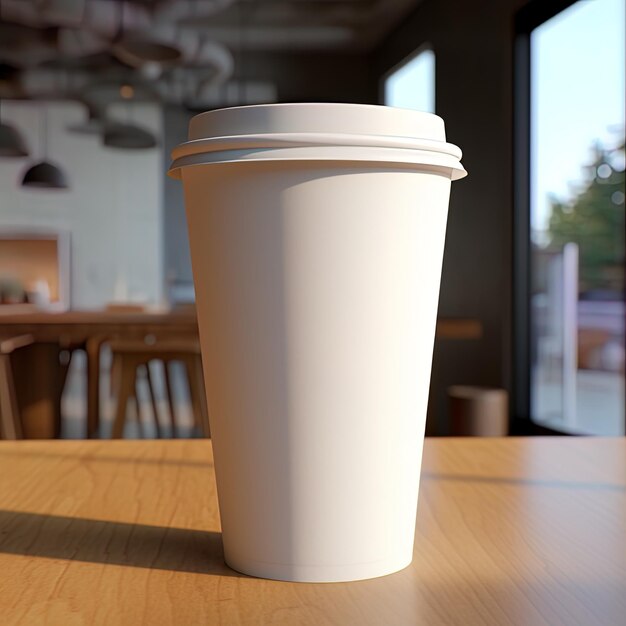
[{"left": 0, "top": 438, "right": 624, "bottom": 625}]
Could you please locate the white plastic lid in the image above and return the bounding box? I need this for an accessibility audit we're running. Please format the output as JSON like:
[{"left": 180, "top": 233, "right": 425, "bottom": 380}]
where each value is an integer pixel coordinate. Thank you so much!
[
  {"left": 169, "top": 103, "right": 466, "bottom": 180},
  {"left": 188, "top": 102, "right": 446, "bottom": 141}
]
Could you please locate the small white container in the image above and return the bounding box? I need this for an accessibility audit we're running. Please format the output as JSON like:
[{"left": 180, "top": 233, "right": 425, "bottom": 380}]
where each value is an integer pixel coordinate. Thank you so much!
[{"left": 170, "top": 103, "right": 466, "bottom": 582}]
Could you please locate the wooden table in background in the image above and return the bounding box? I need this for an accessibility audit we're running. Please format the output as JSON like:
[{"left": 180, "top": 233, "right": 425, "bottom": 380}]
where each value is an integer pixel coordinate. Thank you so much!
[
  {"left": 0, "top": 310, "right": 198, "bottom": 438},
  {"left": 0, "top": 312, "right": 482, "bottom": 439},
  {"left": 0, "top": 437, "right": 623, "bottom": 625}
]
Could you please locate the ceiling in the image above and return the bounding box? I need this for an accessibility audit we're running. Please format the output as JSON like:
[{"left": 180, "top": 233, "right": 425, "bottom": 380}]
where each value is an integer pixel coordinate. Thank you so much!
[
  {"left": 176, "top": 0, "right": 420, "bottom": 51},
  {"left": 0, "top": 0, "right": 421, "bottom": 108}
]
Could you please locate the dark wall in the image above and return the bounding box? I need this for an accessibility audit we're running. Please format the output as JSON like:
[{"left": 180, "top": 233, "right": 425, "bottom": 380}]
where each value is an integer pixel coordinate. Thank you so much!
[
  {"left": 374, "top": 0, "right": 528, "bottom": 432},
  {"left": 232, "top": 51, "right": 378, "bottom": 104}
]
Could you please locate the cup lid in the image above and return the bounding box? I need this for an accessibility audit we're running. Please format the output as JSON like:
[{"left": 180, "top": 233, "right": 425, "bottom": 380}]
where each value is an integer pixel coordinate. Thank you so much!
[
  {"left": 188, "top": 103, "right": 447, "bottom": 142},
  {"left": 169, "top": 103, "right": 466, "bottom": 180}
]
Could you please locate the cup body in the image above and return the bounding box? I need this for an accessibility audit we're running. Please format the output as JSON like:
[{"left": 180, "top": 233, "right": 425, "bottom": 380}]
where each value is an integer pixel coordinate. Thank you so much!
[{"left": 173, "top": 103, "right": 465, "bottom": 582}]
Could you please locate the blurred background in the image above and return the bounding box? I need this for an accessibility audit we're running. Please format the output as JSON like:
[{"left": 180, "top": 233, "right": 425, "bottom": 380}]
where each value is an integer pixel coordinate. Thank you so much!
[{"left": 0, "top": 0, "right": 624, "bottom": 439}]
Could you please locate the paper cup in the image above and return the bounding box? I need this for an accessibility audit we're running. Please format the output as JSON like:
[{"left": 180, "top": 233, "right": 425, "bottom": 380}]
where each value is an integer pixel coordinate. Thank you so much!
[{"left": 169, "top": 103, "right": 466, "bottom": 582}]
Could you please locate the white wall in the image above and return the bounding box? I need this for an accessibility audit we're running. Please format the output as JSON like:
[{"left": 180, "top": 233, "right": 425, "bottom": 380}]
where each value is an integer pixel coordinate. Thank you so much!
[
  {"left": 0, "top": 100, "right": 164, "bottom": 309},
  {"left": 163, "top": 104, "right": 193, "bottom": 290}
]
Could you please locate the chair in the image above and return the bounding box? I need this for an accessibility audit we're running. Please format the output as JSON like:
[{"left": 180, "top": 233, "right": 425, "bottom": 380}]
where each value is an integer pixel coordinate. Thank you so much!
[
  {"left": 0, "top": 335, "right": 34, "bottom": 439},
  {"left": 109, "top": 335, "right": 210, "bottom": 439}
]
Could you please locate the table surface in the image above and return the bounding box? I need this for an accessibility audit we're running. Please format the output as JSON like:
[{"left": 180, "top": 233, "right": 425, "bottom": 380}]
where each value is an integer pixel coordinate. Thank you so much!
[
  {"left": 0, "top": 310, "right": 481, "bottom": 339},
  {"left": 1, "top": 437, "right": 623, "bottom": 626},
  {"left": 0, "top": 309, "right": 198, "bottom": 325}
]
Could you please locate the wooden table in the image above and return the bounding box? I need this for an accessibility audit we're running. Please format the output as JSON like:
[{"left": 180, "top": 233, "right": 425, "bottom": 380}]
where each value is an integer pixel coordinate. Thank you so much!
[
  {"left": 0, "top": 312, "right": 481, "bottom": 439},
  {"left": 0, "top": 437, "right": 623, "bottom": 625},
  {"left": 0, "top": 310, "right": 198, "bottom": 438}
]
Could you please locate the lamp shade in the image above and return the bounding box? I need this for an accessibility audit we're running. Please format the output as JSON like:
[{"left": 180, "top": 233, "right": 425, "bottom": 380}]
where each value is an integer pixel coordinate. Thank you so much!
[
  {"left": 113, "top": 38, "right": 182, "bottom": 68},
  {"left": 21, "top": 160, "right": 69, "bottom": 189},
  {"left": 103, "top": 122, "right": 157, "bottom": 149},
  {"left": 0, "top": 122, "right": 29, "bottom": 157}
]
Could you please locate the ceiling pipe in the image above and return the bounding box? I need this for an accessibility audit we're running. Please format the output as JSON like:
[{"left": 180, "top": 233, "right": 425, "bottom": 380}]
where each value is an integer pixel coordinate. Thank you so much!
[
  {"left": 1, "top": 0, "right": 237, "bottom": 103},
  {"left": 151, "top": 0, "right": 235, "bottom": 24},
  {"left": 37, "top": 0, "right": 86, "bottom": 27},
  {"left": 57, "top": 27, "right": 110, "bottom": 58},
  {"left": 0, "top": 0, "right": 149, "bottom": 36}
]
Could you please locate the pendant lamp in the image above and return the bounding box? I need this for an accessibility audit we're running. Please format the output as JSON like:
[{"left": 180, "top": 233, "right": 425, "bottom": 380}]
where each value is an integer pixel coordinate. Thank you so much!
[
  {"left": 21, "top": 105, "right": 69, "bottom": 189},
  {"left": 103, "top": 87, "right": 157, "bottom": 150},
  {"left": 103, "top": 121, "right": 157, "bottom": 149}
]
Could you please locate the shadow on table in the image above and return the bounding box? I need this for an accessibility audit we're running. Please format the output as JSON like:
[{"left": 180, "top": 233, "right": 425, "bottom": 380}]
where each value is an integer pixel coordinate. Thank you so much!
[{"left": 0, "top": 510, "right": 244, "bottom": 577}]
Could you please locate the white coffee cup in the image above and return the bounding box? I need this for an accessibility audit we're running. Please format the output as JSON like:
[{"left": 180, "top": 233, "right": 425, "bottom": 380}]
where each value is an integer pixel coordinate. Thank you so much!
[{"left": 170, "top": 103, "right": 466, "bottom": 582}]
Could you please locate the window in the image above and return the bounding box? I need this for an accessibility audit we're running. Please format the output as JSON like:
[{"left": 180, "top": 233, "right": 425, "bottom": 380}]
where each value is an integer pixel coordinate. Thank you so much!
[
  {"left": 384, "top": 47, "right": 435, "bottom": 113},
  {"left": 518, "top": 0, "right": 625, "bottom": 434}
]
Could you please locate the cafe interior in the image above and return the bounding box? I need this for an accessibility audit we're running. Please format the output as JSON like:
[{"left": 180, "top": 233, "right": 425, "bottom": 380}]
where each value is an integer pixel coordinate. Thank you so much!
[
  {"left": 0, "top": 0, "right": 624, "bottom": 621},
  {"left": 1, "top": 0, "right": 623, "bottom": 440}
]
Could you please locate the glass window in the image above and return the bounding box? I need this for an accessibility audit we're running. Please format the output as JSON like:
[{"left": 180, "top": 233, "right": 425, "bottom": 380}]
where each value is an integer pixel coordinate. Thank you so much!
[
  {"left": 530, "top": 0, "right": 625, "bottom": 434},
  {"left": 384, "top": 48, "right": 435, "bottom": 113}
]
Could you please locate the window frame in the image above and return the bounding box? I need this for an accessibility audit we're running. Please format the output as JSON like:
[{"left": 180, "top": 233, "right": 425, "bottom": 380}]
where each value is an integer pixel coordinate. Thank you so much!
[
  {"left": 380, "top": 43, "right": 435, "bottom": 112},
  {"left": 512, "top": 0, "right": 615, "bottom": 434}
]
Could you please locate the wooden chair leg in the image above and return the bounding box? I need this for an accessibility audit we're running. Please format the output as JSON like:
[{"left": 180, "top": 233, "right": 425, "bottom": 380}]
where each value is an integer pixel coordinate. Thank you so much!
[
  {"left": 184, "top": 354, "right": 210, "bottom": 438},
  {"left": 163, "top": 361, "right": 177, "bottom": 438},
  {"left": 132, "top": 382, "right": 145, "bottom": 439},
  {"left": 109, "top": 350, "right": 120, "bottom": 401},
  {"left": 86, "top": 336, "right": 105, "bottom": 439},
  {"left": 0, "top": 354, "right": 23, "bottom": 440},
  {"left": 111, "top": 355, "right": 137, "bottom": 439},
  {"left": 58, "top": 350, "right": 72, "bottom": 395},
  {"left": 145, "top": 361, "right": 162, "bottom": 438}
]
